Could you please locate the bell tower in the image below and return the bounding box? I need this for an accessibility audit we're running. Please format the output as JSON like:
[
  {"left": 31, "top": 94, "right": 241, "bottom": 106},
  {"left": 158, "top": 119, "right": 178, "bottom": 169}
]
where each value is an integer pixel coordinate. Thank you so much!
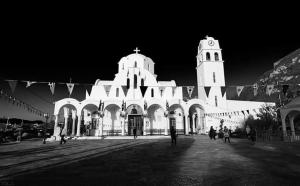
[{"left": 196, "top": 36, "right": 227, "bottom": 108}]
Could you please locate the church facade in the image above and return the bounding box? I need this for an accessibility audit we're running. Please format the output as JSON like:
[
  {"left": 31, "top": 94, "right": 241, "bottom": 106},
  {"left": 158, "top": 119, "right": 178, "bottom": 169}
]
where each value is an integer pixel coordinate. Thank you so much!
[{"left": 52, "top": 36, "right": 273, "bottom": 138}]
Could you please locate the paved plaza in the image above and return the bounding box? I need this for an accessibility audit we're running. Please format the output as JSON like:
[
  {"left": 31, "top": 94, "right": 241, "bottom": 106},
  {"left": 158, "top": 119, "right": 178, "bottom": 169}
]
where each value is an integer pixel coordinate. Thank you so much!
[{"left": 1, "top": 136, "right": 300, "bottom": 186}]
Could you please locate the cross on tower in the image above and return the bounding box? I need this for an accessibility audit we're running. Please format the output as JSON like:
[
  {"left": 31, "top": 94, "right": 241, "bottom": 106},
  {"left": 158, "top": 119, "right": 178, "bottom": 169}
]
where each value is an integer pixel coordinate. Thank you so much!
[{"left": 134, "top": 47, "right": 140, "bottom": 54}]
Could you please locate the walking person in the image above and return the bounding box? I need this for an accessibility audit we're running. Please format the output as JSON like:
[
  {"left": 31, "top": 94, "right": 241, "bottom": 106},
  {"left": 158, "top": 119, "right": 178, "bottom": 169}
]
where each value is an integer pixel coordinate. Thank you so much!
[
  {"left": 133, "top": 127, "right": 137, "bottom": 139},
  {"left": 170, "top": 126, "right": 177, "bottom": 145},
  {"left": 60, "top": 124, "right": 67, "bottom": 144},
  {"left": 209, "top": 126, "right": 216, "bottom": 140},
  {"left": 17, "top": 128, "right": 22, "bottom": 142},
  {"left": 224, "top": 126, "right": 230, "bottom": 143}
]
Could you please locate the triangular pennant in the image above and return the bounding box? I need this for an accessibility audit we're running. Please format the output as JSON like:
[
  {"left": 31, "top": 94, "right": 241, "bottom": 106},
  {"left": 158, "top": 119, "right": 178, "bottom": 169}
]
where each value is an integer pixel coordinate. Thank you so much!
[
  {"left": 241, "top": 110, "right": 245, "bottom": 115},
  {"left": 104, "top": 85, "right": 112, "bottom": 96},
  {"left": 204, "top": 87, "right": 211, "bottom": 98},
  {"left": 253, "top": 83, "right": 258, "bottom": 96},
  {"left": 282, "top": 84, "right": 289, "bottom": 96},
  {"left": 66, "top": 83, "right": 75, "bottom": 96},
  {"left": 266, "top": 85, "right": 274, "bottom": 96},
  {"left": 236, "top": 86, "right": 244, "bottom": 97},
  {"left": 7, "top": 80, "right": 17, "bottom": 94},
  {"left": 187, "top": 86, "right": 194, "bottom": 98},
  {"left": 246, "top": 110, "right": 249, "bottom": 115},
  {"left": 26, "top": 81, "right": 36, "bottom": 88},
  {"left": 84, "top": 85, "right": 92, "bottom": 97},
  {"left": 221, "top": 86, "right": 227, "bottom": 97},
  {"left": 48, "top": 82, "right": 55, "bottom": 95},
  {"left": 121, "top": 86, "right": 129, "bottom": 97},
  {"left": 140, "top": 86, "right": 148, "bottom": 97},
  {"left": 86, "top": 90, "right": 90, "bottom": 98},
  {"left": 159, "top": 87, "right": 166, "bottom": 97}
]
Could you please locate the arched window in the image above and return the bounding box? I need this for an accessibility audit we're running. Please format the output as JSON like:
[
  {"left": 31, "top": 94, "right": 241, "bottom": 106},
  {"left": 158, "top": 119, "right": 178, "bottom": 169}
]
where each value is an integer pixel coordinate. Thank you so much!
[
  {"left": 215, "top": 52, "right": 219, "bottom": 61},
  {"left": 151, "top": 88, "right": 154, "bottom": 97},
  {"left": 116, "top": 88, "right": 119, "bottom": 97},
  {"left": 141, "top": 78, "right": 144, "bottom": 86},
  {"left": 215, "top": 96, "right": 218, "bottom": 107},
  {"left": 134, "top": 74, "right": 137, "bottom": 89},
  {"left": 206, "top": 52, "right": 211, "bottom": 61},
  {"left": 134, "top": 61, "right": 137, "bottom": 67},
  {"left": 122, "top": 63, "right": 124, "bottom": 70},
  {"left": 213, "top": 72, "right": 216, "bottom": 83},
  {"left": 127, "top": 78, "right": 130, "bottom": 89}
]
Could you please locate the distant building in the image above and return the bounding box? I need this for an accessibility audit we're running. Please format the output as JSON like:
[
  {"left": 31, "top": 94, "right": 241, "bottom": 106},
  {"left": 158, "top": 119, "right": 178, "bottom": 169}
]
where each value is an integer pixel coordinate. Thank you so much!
[{"left": 52, "top": 36, "right": 274, "bottom": 138}]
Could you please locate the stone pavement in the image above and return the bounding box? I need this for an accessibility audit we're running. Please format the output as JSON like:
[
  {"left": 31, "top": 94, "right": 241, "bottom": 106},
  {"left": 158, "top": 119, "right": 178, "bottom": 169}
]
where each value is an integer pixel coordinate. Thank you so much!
[{"left": 1, "top": 135, "right": 300, "bottom": 186}]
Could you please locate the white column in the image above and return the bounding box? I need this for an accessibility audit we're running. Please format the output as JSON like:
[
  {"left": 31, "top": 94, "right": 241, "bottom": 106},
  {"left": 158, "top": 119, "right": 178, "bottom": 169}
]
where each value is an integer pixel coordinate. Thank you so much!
[
  {"left": 71, "top": 110, "right": 77, "bottom": 136},
  {"left": 121, "top": 117, "right": 125, "bottom": 136},
  {"left": 54, "top": 114, "right": 59, "bottom": 136},
  {"left": 63, "top": 107, "right": 69, "bottom": 134},
  {"left": 290, "top": 115, "right": 296, "bottom": 140},
  {"left": 196, "top": 109, "right": 201, "bottom": 134},
  {"left": 185, "top": 115, "right": 189, "bottom": 135},
  {"left": 143, "top": 117, "right": 147, "bottom": 135},
  {"left": 281, "top": 115, "right": 287, "bottom": 140},
  {"left": 191, "top": 115, "right": 195, "bottom": 134},
  {"left": 100, "top": 117, "right": 103, "bottom": 136},
  {"left": 76, "top": 115, "right": 81, "bottom": 136},
  {"left": 164, "top": 116, "right": 168, "bottom": 135}
]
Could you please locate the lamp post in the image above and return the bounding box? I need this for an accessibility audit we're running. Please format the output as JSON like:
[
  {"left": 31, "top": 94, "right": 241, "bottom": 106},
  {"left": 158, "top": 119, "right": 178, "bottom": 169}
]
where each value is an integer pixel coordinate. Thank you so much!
[{"left": 43, "top": 113, "right": 49, "bottom": 144}]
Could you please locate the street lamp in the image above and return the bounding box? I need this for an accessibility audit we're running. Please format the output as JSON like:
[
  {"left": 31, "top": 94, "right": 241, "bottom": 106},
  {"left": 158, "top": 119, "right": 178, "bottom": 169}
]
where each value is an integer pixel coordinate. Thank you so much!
[{"left": 43, "top": 113, "right": 49, "bottom": 144}]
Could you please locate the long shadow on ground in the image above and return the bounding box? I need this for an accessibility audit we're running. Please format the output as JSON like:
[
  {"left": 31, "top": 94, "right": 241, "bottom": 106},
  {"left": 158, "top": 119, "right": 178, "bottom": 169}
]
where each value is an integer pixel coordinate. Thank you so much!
[{"left": 10, "top": 137, "right": 195, "bottom": 186}]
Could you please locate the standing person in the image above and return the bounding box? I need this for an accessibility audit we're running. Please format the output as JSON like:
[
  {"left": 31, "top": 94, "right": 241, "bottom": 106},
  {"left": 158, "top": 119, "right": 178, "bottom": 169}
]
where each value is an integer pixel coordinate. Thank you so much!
[
  {"left": 133, "top": 127, "right": 137, "bottom": 139},
  {"left": 170, "top": 126, "right": 177, "bottom": 145},
  {"left": 246, "top": 125, "right": 251, "bottom": 140},
  {"left": 17, "top": 128, "right": 22, "bottom": 142},
  {"left": 250, "top": 127, "right": 256, "bottom": 143},
  {"left": 224, "top": 126, "right": 230, "bottom": 143},
  {"left": 209, "top": 126, "right": 216, "bottom": 140},
  {"left": 60, "top": 124, "right": 67, "bottom": 144}
]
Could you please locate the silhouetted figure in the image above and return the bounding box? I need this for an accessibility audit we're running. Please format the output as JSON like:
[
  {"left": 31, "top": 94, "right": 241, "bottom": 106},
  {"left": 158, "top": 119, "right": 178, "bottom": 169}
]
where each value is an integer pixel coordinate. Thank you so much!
[
  {"left": 209, "top": 126, "right": 216, "bottom": 140},
  {"left": 133, "top": 127, "right": 137, "bottom": 139},
  {"left": 250, "top": 127, "right": 256, "bottom": 143},
  {"left": 224, "top": 126, "right": 230, "bottom": 143},
  {"left": 17, "top": 129, "right": 22, "bottom": 142},
  {"left": 60, "top": 125, "right": 67, "bottom": 144},
  {"left": 171, "top": 126, "right": 177, "bottom": 145}
]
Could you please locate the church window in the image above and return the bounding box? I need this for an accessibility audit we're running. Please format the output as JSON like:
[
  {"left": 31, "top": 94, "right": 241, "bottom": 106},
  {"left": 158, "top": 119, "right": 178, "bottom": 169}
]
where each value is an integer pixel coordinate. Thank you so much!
[
  {"left": 215, "top": 96, "right": 218, "bottom": 107},
  {"left": 116, "top": 88, "right": 119, "bottom": 97},
  {"left": 213, "top": 72, "right": 216, "bottom": 83},
  {"left": 141, "top": 78, "right": 144, "bottom": 86},
  {"left": 215, "top": 52, "right": 219, "bottom": 61},
  {"left": 134, "top": 61, "right": 137, "bottom": 67},
  {"left": 134, "top": 75, "right": 137, "bottom": 89},
  {"left": 206, "top": 52, "right": 211, "bottom": 61},
  {"left": 127, "top": 78, "right": 130, "bottom": 89},
  {"left": 151, "top": 88, "right": 154, "bottom": 97}
]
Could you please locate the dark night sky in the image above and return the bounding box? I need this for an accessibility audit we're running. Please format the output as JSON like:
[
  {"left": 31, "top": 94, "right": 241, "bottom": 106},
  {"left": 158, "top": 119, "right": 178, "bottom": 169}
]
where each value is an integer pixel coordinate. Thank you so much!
[{"left": 0, "top": 4, "right": 299, "bottom": 120}]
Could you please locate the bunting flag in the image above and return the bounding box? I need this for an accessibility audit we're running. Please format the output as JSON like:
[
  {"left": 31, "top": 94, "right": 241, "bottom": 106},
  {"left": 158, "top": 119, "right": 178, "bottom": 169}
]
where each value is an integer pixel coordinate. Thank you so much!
[
  {"left": 246, "top": 110, "right": 250, "bottom": 115},
  {"left": 187, "top": 86, "right": 194, "bottom": 98},
  {"left": 7, "top": 80, "right": 18, "bottom": 94},
  {"left": 266, "top": 84, "right": 274, "bottom": 96},
  {"left": 66, "top": 83, "right": 75, "bottom": 96},
  {"left": 221, "top": 86, "right": 227, "bottom": 97},
  {"left": 104, "top": 85, "right": 112, "bottom": 96},
  {"left": 253, "top": 83, "right": 258, "bottom": 96},
  {"left": 140, "top": 86, "right": 148, "bottom": 97},
  {"left": 236, "top": 86, "right": 244, "bottom": 97},
  {"left": 121, "top": 86, "right": 129, "bottom": 97},
  {"left": 159, "top": 87, "right": 166, "bottom": 97},
  {"left": 282, "top": 84, "right": 289, "bottom": 96},
  {"left": 204, "top": 87, "right": 211, "bottom": 98},
  {"left": 241, "top": 111, "right": 245, "bottom": 115},
  {"left": 26, "top": 81, "right": 36, "bottom": 88},
  {"left": 48, "top": 82, "right": 55, "bottom": 95}
]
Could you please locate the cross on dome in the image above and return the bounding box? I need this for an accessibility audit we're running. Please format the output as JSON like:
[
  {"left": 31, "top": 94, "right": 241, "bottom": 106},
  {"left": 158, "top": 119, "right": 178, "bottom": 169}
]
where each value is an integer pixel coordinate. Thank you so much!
[{"left": 134, "top": 47, "right": 140, "bottom": 54}]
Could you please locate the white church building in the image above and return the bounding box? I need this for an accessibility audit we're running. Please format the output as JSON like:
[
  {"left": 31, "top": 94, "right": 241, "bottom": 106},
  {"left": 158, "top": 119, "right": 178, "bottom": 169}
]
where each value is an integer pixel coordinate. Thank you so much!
[{"left": 52, "top": 36, "right": 273, "bottom": 138}]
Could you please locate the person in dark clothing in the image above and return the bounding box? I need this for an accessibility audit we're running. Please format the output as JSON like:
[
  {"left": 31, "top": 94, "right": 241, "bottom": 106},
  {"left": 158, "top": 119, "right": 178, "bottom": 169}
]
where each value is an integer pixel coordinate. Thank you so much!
[
  {"left": 250, "top": 127, "right": 256, "bottom": 143},
  {"left": 224, "top": 126, "right": 230, "bottom": 143},
  {"left": 133, "top": 127, "right": 137, "bottom": 139},
  {"left": 209, "top": 126, "right": 216, "bottom": 140},
  {"left": 170, "top": 126, "right": 177, "bottom": 145},
  {"left": 60, "top": 125, "right": 67, "bottom": 144}
]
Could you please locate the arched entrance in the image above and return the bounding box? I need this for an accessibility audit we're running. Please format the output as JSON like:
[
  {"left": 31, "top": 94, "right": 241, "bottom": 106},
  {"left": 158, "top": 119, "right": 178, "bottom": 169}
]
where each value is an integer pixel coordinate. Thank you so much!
[
  {"left": 168, "top": 104, "right": 185, "bottom": 135},
  {"left": 103, "top": 104, "right": 121, "bottom": 136},
  {"left": 188, "top": 104, "right": 205, "bottom": 134},
  {"left": 79, "top": 104, "right": 98, "bottom": 136},
  {"left": 285, "top": 110, "right": 300, "bottom": 139},
  {"left": 126, "top": 104, "right": 143, "bottom": 136},
  {"left": 147, "top": 104, "right": 165, "bottom": 135},
  {"left": 57, "top": 104, "right": 77, "bottom": 136}
]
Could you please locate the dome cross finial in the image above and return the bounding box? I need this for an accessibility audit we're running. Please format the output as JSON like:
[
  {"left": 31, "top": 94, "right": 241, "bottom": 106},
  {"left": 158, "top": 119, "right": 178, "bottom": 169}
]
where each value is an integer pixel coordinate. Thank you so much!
[{"left": 134, "top": 47, "right": 140, "bottom": 54}]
